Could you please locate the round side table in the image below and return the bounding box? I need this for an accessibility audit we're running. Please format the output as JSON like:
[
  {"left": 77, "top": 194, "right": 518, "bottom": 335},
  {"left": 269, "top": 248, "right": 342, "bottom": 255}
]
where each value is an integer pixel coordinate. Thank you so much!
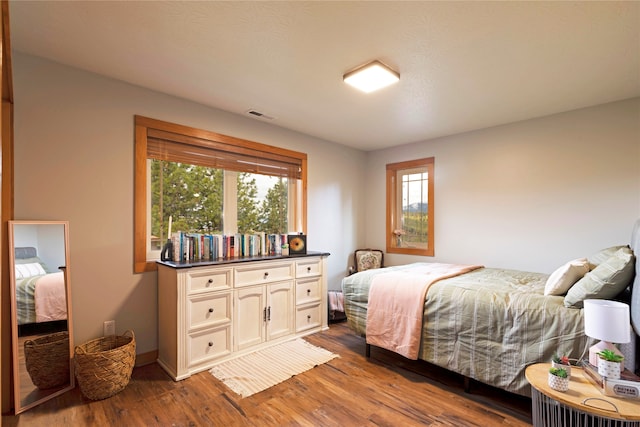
[{"left": 525, "top": 363, "right": 640, "bottom": 427}]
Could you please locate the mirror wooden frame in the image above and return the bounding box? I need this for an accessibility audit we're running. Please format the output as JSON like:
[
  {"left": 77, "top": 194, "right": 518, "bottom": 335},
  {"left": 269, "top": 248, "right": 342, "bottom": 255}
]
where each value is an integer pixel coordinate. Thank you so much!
[{"left": 8, "top": 220, "right": 74, "bottom": 414}]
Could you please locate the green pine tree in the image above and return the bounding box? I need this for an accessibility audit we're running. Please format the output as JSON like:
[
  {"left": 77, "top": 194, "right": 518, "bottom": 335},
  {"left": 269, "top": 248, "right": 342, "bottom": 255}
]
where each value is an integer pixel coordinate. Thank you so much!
[
  {"left": 237, "top": 173, "right": 261, "bottom": 233},
  {"left": 260, "top": 178, "right": 288, "bottom": 234}
]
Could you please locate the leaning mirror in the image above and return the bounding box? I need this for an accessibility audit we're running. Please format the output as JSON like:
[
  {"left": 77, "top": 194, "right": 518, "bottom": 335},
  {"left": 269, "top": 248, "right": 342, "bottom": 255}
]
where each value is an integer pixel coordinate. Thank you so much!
[{"left": 8, "top": 220, "right": 74, "bottom": 414}]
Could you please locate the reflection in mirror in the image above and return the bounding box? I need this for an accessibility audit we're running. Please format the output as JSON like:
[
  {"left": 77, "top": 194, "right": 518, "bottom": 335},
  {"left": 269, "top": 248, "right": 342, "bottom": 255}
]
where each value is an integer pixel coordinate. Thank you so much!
[{"left": 8, "top": 220, "right": 74, "bottom": 414}]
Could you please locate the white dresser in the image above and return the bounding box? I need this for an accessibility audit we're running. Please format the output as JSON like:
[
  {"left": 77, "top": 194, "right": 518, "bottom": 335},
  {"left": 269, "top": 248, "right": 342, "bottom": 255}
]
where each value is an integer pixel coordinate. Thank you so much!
[{"left": 156, "top": 253, "right": 329, "bottom": 381}]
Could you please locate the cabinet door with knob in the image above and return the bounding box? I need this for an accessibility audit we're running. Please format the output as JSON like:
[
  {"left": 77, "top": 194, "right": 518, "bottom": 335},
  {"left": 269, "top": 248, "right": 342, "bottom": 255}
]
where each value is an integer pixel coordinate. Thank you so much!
[
  {"left": 234, "top": 285, "right": 266, "bottom": 350},
  {"left": 235, "top": 281, "right": 294, "bottom": 351},
  {"left": 234, "top": 260, "right": 295, "bottom": 351},
  {"left": 266, "top": 281, "right": 295, "bottom": 340}
]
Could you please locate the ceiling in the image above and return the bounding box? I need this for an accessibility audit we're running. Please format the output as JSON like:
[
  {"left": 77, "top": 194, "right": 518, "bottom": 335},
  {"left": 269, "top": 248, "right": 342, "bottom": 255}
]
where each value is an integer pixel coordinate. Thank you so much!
[{"left": 8, "top": 1, "right": 640, "bottom": 151}]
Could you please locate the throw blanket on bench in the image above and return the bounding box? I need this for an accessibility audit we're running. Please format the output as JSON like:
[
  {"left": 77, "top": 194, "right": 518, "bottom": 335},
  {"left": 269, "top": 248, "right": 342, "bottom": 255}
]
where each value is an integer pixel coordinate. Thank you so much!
[{"left": 366, "top": 263, "right": 483, "bottom": 359}]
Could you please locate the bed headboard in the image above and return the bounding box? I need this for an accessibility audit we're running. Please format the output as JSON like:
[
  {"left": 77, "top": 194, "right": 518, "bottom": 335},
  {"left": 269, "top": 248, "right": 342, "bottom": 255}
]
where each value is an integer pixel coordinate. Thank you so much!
[
  {"left": 630, "top": 218, "right": 640, "bottom": 335},
  {"left": 15, "top": 246, "right": 37, "bottom": 259}
]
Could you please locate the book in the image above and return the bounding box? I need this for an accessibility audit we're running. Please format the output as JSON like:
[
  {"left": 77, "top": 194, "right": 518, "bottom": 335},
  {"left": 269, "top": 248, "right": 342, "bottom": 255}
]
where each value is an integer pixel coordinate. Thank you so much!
[
  {"left": 581, "top": 359, "right": 640, "bottom": 399},
  {"left": 165, "top": 230, "right": 299, "bottom": 262}
]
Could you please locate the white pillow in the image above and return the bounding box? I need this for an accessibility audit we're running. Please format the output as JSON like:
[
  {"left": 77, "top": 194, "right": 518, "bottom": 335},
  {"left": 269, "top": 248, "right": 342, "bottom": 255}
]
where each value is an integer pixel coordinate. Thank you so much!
[
  {"left": 544, "top": 258, "right": 590, "bottom": 296},
  {"left": 15, "top": 262, "right": 47, "bottom": 279}
]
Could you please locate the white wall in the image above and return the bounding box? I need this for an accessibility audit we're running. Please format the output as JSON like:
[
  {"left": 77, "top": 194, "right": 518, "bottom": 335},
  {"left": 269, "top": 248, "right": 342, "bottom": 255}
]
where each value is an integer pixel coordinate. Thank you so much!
[
  {"left": 365, "top": 98, "right": 640, "bottom": 273},
  {"left": 13, "top": 51, "right": 640, "bottom": 356},
  {"left": 13, "top": 53, "right": 366, "bottom": 354},
  {"left": 13, "top": 223, "right": 66, "bottom": 273}
]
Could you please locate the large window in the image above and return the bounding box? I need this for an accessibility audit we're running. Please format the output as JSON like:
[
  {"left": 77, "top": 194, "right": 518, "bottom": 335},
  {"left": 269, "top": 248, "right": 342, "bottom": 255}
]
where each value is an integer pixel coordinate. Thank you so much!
[
  {"left": 134, "top": 116, "right": 307, "bottom": 272},
  {"left": 386, "top": 157, "right": 434, "bottom": 256}
]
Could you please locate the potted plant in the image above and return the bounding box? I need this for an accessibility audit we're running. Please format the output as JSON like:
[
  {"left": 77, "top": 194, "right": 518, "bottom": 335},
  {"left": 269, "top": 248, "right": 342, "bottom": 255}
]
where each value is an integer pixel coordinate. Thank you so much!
[
  {"left": 551, "top": 353, "right": 571, "bottom": 378},
  {"left": 548, "top": 367, "right": 569, "bottom": 392},
  {"left": 597, "top": 349, "right": 624, "bottom": 380}
]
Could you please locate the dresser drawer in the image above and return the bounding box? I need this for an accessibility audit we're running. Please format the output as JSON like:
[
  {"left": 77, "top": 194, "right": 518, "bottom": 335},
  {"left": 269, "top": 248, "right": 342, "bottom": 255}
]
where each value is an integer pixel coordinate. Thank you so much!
[
  {"left": 296, "top": 277, "right": 321, "bottom": 304},
  {"left": 186, "top": 268, "right": 232, "bottom": 294},
  {"left": 295, "top": 258, "right": 321, "bottom": 278},
  {"left": 187, "top": 292, "right": 231, "bottom": 330},
  {"left": 188, "top": 326, "right": 231, "bottom": 367},
  {"left": 235, "top": 262, "right": 294, "bottom": 287},
  {"left": 296, "top": 303, "right": 322, "bottom": 333}
]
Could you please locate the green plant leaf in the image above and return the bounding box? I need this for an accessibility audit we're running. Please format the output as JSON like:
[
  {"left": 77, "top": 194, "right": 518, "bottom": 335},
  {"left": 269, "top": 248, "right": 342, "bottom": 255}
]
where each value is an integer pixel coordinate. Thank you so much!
[
  {"left": 549, "top": 367, "right": 568, "bottom": 378},
  {"left": 597, "top": 349, "right": 624, "bottom": 363}
]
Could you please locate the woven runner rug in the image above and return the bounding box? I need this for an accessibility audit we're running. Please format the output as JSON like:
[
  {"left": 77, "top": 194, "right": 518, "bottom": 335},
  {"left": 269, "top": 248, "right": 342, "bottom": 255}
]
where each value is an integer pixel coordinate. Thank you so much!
[{"left": 210, "top": 338, "right": 339, "bottom": 398}]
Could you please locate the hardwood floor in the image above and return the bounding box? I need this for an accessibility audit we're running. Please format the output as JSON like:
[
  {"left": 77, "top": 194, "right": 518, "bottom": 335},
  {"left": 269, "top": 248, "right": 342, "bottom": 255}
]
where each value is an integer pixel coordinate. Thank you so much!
[{"left": 2, "top": 322, "right": 532, "bottom": 426}]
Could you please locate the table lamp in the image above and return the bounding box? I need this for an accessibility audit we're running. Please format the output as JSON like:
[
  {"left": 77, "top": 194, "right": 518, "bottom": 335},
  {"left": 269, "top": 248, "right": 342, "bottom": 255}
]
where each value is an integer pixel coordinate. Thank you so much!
[{"left": 583, "top": 299, "right": 630, "bottom": 370}]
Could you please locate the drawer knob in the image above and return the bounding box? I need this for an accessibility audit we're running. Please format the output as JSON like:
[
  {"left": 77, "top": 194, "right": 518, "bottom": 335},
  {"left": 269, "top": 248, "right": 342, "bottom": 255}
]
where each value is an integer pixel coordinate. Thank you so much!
[
  {"left": 208, "top": 342, "right": 213, "bottom": 347},
  {"left": 207, "top": 278, "right": 213, "bottom": 284},
  {"left": 307, "top": 289, "right": 311, "bottom": 295},
  {"left": 208, "top": 308, "right": 214, "bottom": 313},
  {"left": 264, "top": 272, "right": 269, "bottom": 279},
  {"left": 307, "top": 315, "right": 312, "bottom": 321},
  {"left": 307, "top": 266, "right": 311, "bottom": 272}
]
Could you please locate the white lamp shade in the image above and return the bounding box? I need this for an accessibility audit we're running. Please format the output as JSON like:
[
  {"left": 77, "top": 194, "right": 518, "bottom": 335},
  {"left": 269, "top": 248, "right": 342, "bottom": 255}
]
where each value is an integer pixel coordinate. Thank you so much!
[{"left": 583, "top": 299, "right": 630, "bottom": 344}]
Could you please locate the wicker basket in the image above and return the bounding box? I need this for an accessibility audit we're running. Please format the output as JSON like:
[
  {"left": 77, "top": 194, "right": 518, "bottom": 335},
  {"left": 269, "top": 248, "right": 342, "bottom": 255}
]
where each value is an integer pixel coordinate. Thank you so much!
[
  {"left": 24, "top": 331, "right": 70, "bottom": 390},
  {"left": 74, "top": 330, "right": 136, "bottom": 400}
]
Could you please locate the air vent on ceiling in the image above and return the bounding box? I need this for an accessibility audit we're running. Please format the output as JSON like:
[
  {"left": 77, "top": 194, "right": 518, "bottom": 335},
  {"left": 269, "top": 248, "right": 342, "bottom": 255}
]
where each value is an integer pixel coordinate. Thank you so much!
[{"left": 246, "top": 109, "right": 275, "bottom": 120}]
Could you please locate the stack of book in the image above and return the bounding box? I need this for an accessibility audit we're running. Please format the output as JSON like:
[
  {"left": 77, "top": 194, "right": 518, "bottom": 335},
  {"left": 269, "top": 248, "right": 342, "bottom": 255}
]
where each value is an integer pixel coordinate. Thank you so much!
[
  {"left": 169, "top": 232, "right": 290, "bottom": 262},
  {"left": 581, "top": 359, "right": 640, "bottom": 399}
]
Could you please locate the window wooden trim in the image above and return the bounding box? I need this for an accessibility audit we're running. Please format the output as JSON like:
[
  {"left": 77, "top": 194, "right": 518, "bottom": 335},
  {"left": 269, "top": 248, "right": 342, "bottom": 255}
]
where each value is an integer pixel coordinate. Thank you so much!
[
  {"left": 134, "top": 115, "right": 307, "bottom": 273},
  {"left": 386, "top": 157, "right": 434, "bottom": 256},
  {"left": 146, "top": 128, "right": 303, "bottom": 178}
]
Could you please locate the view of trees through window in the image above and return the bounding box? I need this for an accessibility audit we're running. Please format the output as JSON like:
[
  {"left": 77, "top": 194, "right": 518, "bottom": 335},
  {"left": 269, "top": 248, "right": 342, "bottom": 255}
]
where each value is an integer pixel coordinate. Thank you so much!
[
  {"left": 150, "top": 160, "right": 288, "bottom": 250},
  {"left": 134, "top": 115, "right": 306, "bottom": 272}
]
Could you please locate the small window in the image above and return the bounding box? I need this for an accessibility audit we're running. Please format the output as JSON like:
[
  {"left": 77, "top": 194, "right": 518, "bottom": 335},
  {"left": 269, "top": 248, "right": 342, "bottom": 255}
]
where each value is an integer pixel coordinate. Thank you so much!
[{"left": 386, "top": 157, "right": 434, "bottom": 256}]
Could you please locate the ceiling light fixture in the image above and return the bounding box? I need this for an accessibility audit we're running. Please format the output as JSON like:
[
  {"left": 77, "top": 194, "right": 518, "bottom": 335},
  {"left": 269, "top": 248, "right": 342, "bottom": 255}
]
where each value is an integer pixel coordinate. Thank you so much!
[{"left": 343, "top": 60, "right": 400, "bottom": 93}]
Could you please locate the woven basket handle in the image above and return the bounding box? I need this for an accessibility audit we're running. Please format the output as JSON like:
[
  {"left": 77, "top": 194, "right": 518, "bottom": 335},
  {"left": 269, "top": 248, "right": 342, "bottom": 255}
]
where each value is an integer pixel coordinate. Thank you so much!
[{"left": 75, "top": 330, "right": 135, "bottom": 355}]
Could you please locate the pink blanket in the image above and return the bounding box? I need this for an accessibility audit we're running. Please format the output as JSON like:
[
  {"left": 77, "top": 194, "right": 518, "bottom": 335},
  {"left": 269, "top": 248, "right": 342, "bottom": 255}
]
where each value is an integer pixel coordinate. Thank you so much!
[
  {"left": 366, "top": 263, "right": 482, "bottom": 359},
  {"left": 34, "top": 271, "right": 67, "bottom": 322}
]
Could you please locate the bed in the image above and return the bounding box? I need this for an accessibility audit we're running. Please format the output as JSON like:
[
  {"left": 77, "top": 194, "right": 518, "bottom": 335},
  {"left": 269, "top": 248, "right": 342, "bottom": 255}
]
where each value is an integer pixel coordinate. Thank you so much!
[
  {"left": 14, "top": 246, "right": 68, "bottom": 336},
  {"left": 342, "top": 219, "right": 640, "bottom": 397}
]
